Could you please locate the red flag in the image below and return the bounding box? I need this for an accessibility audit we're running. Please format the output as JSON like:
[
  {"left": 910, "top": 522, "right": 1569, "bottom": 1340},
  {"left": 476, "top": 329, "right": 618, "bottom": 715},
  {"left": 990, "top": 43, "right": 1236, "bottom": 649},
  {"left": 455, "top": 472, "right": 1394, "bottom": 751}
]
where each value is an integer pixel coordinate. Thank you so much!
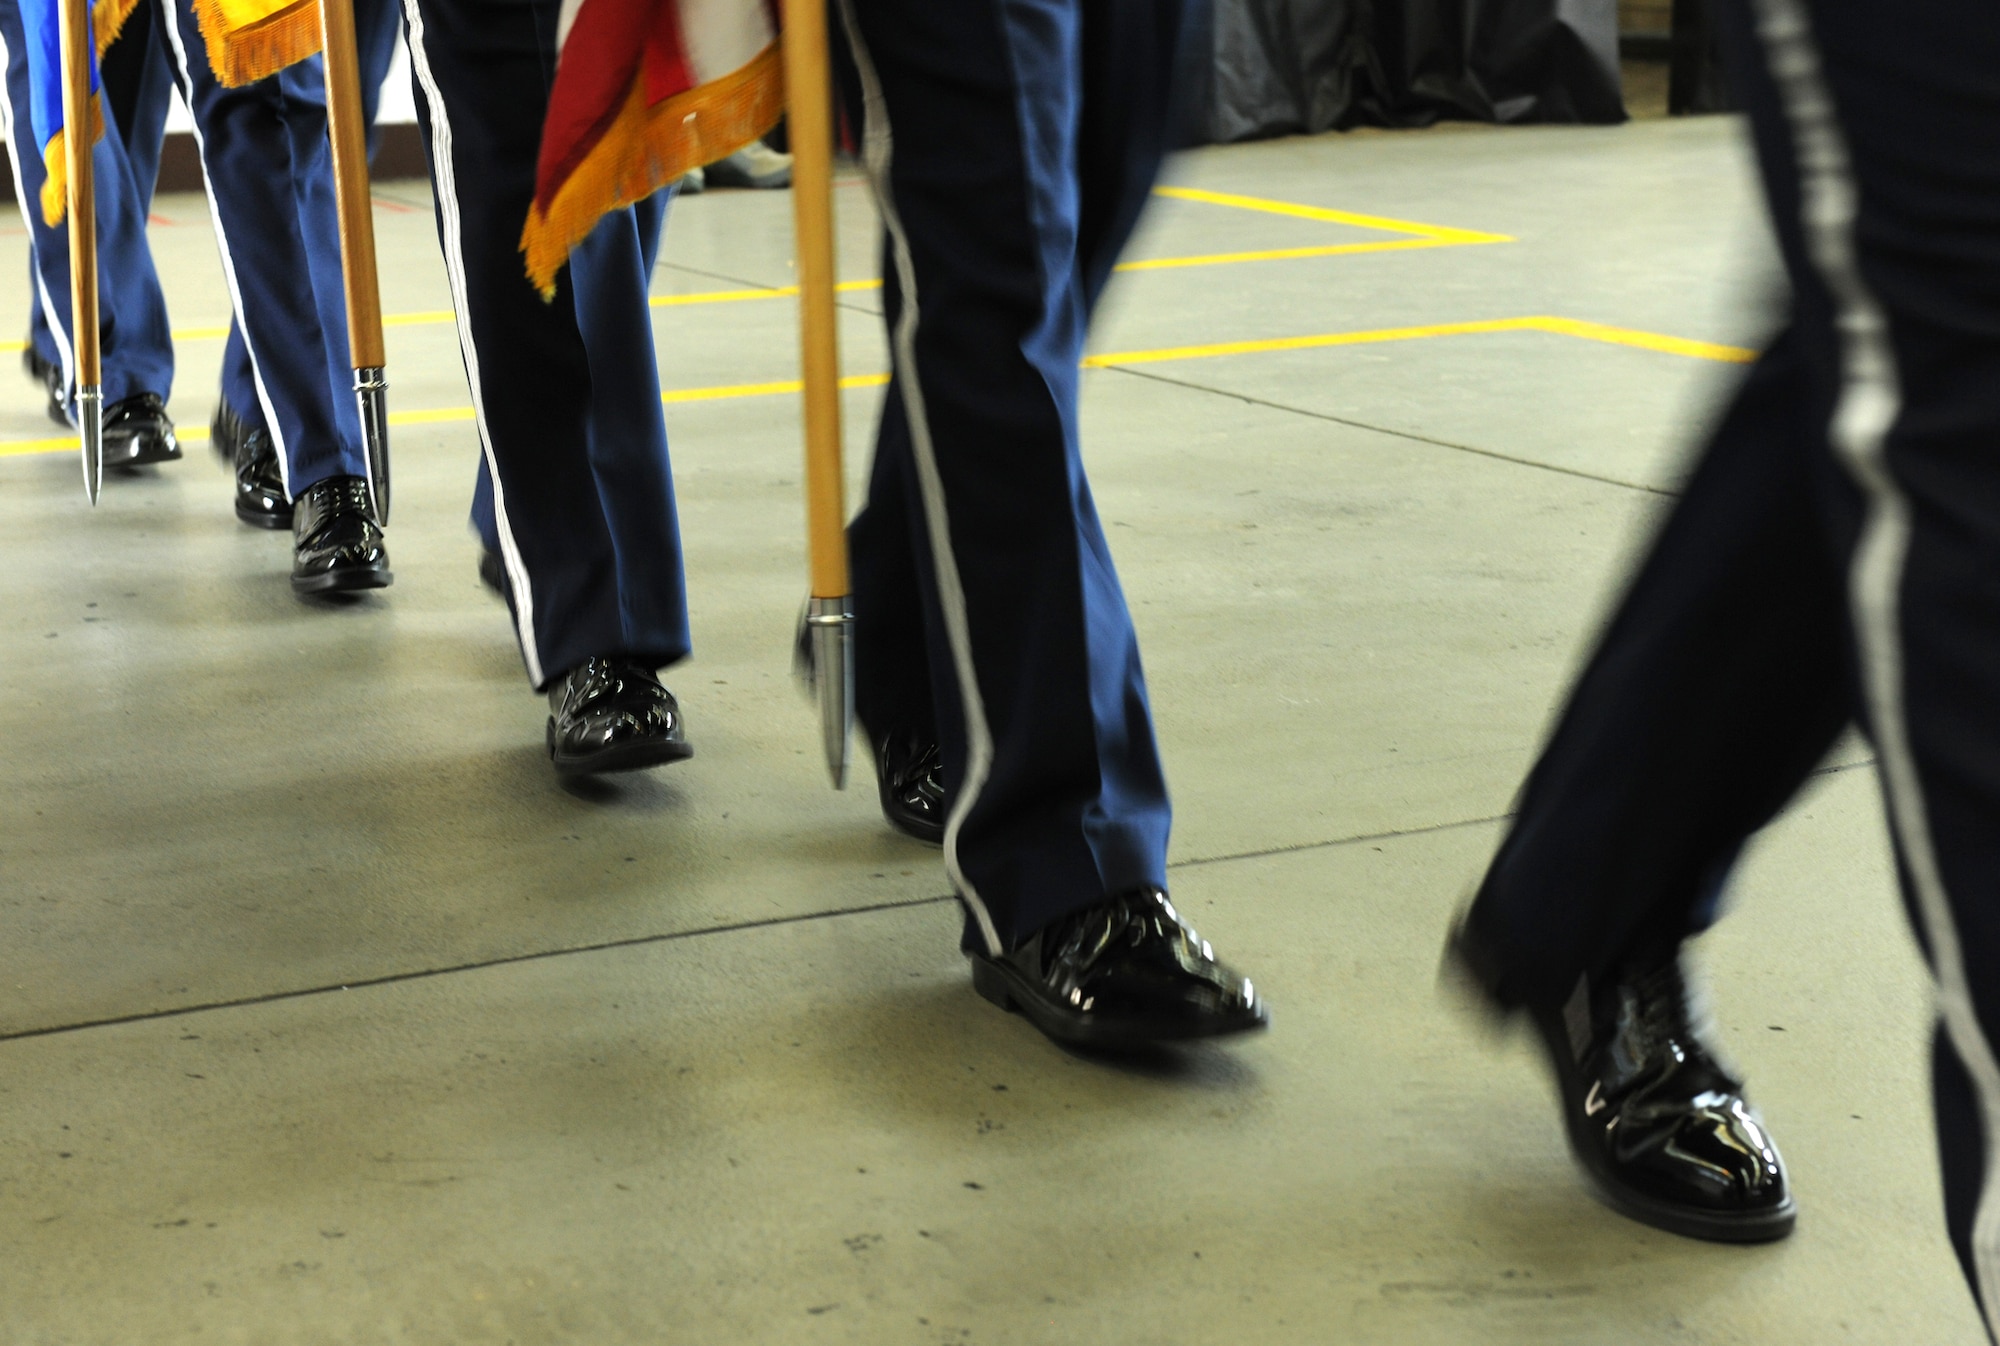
[{"left": 522, "top": 0, "right": 783, "bottom": 297}]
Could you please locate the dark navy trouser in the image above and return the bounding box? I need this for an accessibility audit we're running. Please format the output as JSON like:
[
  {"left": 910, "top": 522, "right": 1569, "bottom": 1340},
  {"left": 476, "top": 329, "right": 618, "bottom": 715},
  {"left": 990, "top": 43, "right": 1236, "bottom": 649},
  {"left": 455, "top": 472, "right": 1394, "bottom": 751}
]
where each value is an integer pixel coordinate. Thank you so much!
[
  {"left": 836, "top": 0, "right": 1194, "bottom": 952},
  {"left": 0, "top": 0, "right": 174, "bottom": 416},
  {"left": 1462, "top": 0, "right": 2000, "bottom": 1333},
  {"left": 469, "top": 188, "right": 673, "bottom": 571},
  {"left": 208, "top": 1, "right": 399, "bottom": 454},
  {"left": 401, "top": 0, "right": 690, "bottom": 691},
  {"left": 156, "top": 0, "right": 400, "bottom": 495}
]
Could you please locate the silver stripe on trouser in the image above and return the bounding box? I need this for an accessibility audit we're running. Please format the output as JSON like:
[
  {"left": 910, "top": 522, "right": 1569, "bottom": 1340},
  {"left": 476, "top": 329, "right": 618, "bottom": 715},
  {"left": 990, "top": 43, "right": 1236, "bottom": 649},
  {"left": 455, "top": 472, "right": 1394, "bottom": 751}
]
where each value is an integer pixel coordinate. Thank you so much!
[
  {"left": 158, "top": 0, "right": 301, "bottom": 495},
  {"left": 1750, "top": 0, "right": 2000, "bottom": 1332},
  {"left": 400, "top": 0, "right": 546, "bottom": 687},
  {"left": 833, "top": 0, "right": 1003, "bottom": 956}
]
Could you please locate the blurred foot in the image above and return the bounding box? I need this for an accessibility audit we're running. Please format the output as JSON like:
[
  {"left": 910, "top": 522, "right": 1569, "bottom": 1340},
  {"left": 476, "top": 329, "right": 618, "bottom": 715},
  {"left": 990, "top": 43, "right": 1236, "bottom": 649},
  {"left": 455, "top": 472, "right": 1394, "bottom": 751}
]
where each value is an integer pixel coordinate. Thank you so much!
[
  {"left": 704, "top": 143, "right": 792, "bottom": 189},
  {"left": 212, "top": 401, "right": 292, "bottom": 528},
  {"left": 478, "top": 546, "right": 507, "bottom": 598},
  {"left": 971, "top": 889, "right": 1268, "bottom": 1049},
  {"left": 102, "top": 393, "right": 180, "bottom": 468},
  {"left": 1444, "top": 923, "right": 1796, "bottom": 1243},
  {"left": 291, "top": 475, "right": 391, "bottom": 595},
  {"left": 546, "top": 657, "right": 692, "bottom": 776},
  {"left": 22, "top": 347, "right": 64, "bottom": 425}
]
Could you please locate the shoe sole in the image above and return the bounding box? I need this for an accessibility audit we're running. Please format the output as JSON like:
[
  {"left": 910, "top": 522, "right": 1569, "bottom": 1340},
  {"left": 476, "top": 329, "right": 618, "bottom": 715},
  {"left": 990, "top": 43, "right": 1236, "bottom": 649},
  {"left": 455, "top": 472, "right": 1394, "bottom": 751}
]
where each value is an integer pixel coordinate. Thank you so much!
[
  {"left": 238, "top": 500, "right": 294, "bottom": 529},
  {"left": 879, "top": 788, "right": 944, "bottom": 846},
  {"left": 546, "top": 722, "right": 694, "bottom": 777},
  {"left": 970, "top": 954, "right": 1269, "bottom": 1050},
  {"left": 1532, "top": 1008, "right": 1798, "bottom": 1244},
  {"left": 292, "top": 565, "right": 393, "bottom": 596}
]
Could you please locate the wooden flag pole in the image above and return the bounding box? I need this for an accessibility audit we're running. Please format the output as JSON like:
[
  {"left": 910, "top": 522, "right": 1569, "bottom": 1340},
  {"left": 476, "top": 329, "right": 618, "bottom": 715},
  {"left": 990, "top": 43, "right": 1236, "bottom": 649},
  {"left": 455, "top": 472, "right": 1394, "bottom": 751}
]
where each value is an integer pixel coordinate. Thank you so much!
[
  {"left": 780, "top": 0, "right": 854, "bottom": 788},
  {"left": 318, "top": 0, "right": 391, "bottom": 524},
  {"left": 58, "top": 0, "right": 100, "bottom": 503}
]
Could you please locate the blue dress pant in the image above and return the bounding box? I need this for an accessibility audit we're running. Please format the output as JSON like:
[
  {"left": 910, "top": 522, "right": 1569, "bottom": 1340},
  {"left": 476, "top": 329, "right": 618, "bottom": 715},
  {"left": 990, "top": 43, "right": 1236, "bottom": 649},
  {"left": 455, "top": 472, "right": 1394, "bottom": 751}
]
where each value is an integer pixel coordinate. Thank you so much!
[
  {"left": 836, "top": 0, "right": 1194, "bottom": 953},
  {"left": 1461, "top": 0, "right": 2000, "bottom": 1333},
  {"left": 207, "top": 0, "right": 398, "bottom": 447},
  {"left": 155, "top": 0, "right": 397, "bottom": 495},
  {"left": 401, "top": 0, "right": 690, "bottom": 691},
  {"left": 1, "top": 0, "right": 174, "bottom": 416},
  {"left": 470, "top": 187, "right": 672, "bottom": 558}
]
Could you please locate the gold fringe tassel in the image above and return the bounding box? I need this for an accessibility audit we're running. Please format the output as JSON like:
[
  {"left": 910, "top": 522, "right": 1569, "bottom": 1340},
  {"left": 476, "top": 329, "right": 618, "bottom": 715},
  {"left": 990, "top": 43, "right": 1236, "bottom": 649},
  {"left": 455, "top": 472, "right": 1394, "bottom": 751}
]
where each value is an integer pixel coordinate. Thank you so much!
[
  {"left": 191, "top": 0, "right": 322, "bottom": 88},
  {"left": 91, "top": 0, "right": 143, "bottom": 56},
  {"left": 39, "top": 94, "right": 104, "bottom": 227},
  {"left": 521, "top": 44, "right": 785, "bottom": 299}
]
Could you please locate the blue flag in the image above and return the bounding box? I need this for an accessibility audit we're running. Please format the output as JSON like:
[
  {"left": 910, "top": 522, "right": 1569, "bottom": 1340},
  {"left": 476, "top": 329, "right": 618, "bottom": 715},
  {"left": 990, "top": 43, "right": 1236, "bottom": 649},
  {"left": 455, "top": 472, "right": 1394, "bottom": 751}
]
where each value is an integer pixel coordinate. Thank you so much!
[{"left": 19, "top": 0, "right": 137, "bottom": 226}]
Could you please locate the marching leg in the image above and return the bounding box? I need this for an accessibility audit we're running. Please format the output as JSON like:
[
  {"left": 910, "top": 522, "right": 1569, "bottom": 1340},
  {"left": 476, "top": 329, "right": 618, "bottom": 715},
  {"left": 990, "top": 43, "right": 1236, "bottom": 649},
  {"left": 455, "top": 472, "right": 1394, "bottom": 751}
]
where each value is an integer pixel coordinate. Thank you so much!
[
  {"left": 837, "top": 0, "right": 1266, "bottom": 1048},
  {"left": 404, "top": 0, "right": 692, "bottom": 777}
]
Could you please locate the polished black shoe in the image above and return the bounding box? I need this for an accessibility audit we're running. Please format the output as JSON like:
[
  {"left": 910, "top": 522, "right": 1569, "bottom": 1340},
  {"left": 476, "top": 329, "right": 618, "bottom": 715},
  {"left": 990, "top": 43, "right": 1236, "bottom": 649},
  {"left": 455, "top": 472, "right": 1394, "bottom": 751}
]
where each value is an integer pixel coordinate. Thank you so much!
[
  {"left": 212, "top": 401, "right": 292, "bottom": 528},
  {"left": 971, "top": 888, "right": 1268, "bottom": 1049},
  {"left": 546, "top": 657, "right": 693, "bottom": 776},
  {"left": 101, "top": 393, "right": 181, "bottom": 468},
  {"left": 22, "top": 346, "right": 65, "bottom": 425},
  {"left": 1446, "top": 925, "right": 1795, "bottom": 1243},
  {"left": 874, "top": 727, "right": 945, "bottom": 844},
  {"left": 291, "top": 475, "right": 391, "bottom": 595}
]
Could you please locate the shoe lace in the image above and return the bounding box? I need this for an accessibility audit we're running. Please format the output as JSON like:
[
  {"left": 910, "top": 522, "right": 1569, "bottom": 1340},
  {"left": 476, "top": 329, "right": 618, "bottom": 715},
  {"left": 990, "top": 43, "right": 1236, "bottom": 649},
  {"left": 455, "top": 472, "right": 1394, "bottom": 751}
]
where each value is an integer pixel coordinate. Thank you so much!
[
  {"left": 1610, "top": 960, "right": 1739, "bottom": 1098},
  {"left": 1046, "top": 889, "right": 1207, "bottom": 978}
]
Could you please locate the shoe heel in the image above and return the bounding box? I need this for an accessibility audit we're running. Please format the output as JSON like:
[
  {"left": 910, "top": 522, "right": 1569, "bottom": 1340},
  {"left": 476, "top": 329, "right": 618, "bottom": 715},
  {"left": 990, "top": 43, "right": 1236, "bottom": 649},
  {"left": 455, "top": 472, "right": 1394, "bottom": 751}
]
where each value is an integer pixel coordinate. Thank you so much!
[{"left": 969, "top": 957, "right": 1017, "bottom": 1015}]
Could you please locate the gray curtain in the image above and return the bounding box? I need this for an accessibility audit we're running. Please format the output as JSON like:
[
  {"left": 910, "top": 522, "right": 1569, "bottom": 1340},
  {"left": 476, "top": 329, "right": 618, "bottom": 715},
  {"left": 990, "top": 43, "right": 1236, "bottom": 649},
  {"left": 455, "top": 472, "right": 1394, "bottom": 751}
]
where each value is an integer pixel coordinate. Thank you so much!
[{"left": 1185, "top": 0, "right": 1626, "bottom": 142}]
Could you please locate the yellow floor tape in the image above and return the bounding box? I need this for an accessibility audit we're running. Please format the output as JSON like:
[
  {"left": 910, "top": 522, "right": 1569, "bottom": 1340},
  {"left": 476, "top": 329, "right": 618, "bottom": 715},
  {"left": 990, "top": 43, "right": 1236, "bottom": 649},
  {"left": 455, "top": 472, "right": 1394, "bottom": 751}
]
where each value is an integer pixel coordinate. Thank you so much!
[
  {"left": 0, "top": 317, "right": 1753, "bottom": 459},
  {"left": 0, "top": 185, "right": 1509, "bottom": 351}
]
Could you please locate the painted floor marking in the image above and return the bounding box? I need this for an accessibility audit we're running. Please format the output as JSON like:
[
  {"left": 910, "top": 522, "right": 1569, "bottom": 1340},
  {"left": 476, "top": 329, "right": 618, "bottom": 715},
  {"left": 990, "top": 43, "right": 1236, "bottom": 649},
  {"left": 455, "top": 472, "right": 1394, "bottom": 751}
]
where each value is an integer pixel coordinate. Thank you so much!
[
  {"left": 0, "top": 188, "right": 1508, "bottom": 351},
  {"left": 1081, "top": 316, "right": 1757, "bottom": 368},
  {"left": 0, "top": 317, "right": 1754, "bottom": 459}
]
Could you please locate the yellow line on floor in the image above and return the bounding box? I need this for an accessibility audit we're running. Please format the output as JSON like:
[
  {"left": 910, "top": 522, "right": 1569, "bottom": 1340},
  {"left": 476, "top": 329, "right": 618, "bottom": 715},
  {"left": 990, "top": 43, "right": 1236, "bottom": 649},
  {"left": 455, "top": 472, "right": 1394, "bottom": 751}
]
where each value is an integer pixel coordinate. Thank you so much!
[
  {"left": 1518, "top": 316, "right": 1756, "bottom": 363},
  {"left": 0, "top": 195, "right": 1506, "bottom": 353},
  {"left": 0, "top": 374, "right": 898, "bottom": 456},
  {"left": 1151, "top": 185, "right": 1513, "bottom": 244},
  {"left": 1080, "top": 316, "right": 1756, "bottom": 367},
  {"left": 0, "top": 319, "right": 1754, "bottom": 459},
  {"left": 1117, "top": 238, "right": 1463, "bottom": 270}
]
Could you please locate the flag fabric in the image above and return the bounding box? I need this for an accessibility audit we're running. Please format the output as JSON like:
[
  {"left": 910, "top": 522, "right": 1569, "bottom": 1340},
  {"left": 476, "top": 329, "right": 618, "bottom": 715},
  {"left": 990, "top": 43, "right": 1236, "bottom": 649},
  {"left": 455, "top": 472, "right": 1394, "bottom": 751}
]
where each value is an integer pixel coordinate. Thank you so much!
[
  {"left": 521, "top": 0, "right": 784, "bottom": 297},
  {"left": 21, "top": 0, "right": 137, "bottom": 226},
  {"left": 191, "top": 0, "right": 324, "bottom": 87},
  {"left": 25, "top": 0, "right": 313, "bottom": 230}
]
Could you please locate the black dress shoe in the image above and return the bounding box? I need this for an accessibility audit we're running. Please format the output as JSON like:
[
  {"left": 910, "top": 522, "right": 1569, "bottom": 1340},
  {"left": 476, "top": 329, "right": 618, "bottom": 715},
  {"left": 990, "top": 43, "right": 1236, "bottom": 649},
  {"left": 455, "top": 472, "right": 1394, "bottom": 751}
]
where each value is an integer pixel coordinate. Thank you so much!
[
  {"left": 971, "top": 888, "right": 1268, "bottom": 1049},
  {"left": 546, "top": 657, "right": 693, "bottom": 776},
  {"left": 101, "top": 393, "right": 181, "bottom": 467},
  {"left": 1447, "top": 926, "right": 1795, "bottom": 1243},
  {"left": 291, "top": 475, "right": 391, "bottom": 595},
  {"left": 23, "top": 347, "right": 65, "bottom": 425},
  {"left": 212, "top": 401, "right": 292, "bottom": 528},
  {"left": 873, "top": 727, "right": 945, "bottom": 844}
]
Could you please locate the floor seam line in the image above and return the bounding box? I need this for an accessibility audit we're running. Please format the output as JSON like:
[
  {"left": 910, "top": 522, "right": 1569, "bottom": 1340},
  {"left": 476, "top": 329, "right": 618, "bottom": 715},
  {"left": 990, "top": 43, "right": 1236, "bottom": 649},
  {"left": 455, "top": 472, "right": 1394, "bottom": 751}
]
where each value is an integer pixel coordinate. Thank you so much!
[
  {"left": 1167, "top": 813, "right": 1513, "bottom": 870},
  {"left": 0, "top": 894, "right": 955, "bottom": 1045},
  {"left": 1099, "top": 364, "right": 1680, "bottom": 498},
  {"left": 0, "top": 762, "right": 1878, "bottom": 1045}
]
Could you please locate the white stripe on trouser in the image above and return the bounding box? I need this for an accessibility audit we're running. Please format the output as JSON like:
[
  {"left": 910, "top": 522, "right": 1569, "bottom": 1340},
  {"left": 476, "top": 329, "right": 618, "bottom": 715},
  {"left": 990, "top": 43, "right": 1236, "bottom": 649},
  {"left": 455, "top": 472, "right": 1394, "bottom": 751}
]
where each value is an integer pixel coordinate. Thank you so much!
[
  {"left": 400, "top": 0, "right": 545, "bottom": 688},
  {"left": 1750, "top": 0, "right": 2000, "bottom": 1332},
  {"left": 158, "top": 0, "right": 296, "bottom": 496},
  {"left": 834, "top": 0, "right": 1002, "bottom": 956},
  {"left": 0, "top": 27, "right": 76, "bottom": 414}
]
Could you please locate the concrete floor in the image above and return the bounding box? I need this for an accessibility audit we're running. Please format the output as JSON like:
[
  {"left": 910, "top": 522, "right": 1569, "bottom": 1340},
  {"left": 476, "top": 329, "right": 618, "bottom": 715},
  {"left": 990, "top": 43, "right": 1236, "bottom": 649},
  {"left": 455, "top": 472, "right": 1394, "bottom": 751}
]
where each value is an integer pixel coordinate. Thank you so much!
[{"left": 0, "top": 116, "right": 1981, "bottom": 1343}]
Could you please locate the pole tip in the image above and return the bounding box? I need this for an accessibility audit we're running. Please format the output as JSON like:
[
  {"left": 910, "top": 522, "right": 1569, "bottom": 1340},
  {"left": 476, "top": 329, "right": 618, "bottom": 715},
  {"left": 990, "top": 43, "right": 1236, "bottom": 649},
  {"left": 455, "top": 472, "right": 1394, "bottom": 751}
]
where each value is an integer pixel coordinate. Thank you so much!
[{"left": 78, "top": 386, "right": 102, "bottom": 505}]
